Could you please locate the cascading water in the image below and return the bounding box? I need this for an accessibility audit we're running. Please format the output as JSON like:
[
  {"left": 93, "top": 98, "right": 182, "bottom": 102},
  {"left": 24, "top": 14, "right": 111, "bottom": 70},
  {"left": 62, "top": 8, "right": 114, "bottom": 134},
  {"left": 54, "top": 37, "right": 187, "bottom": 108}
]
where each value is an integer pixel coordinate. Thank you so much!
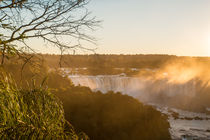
[
  {"left": 69, "top": 75, "right": 145, "bottom": 97},
  {"left": 68, "top": 75, "right": 196, "bottom": 103},
  {"left": 68, "top": 74, "right": 210, "bottom": 140}
]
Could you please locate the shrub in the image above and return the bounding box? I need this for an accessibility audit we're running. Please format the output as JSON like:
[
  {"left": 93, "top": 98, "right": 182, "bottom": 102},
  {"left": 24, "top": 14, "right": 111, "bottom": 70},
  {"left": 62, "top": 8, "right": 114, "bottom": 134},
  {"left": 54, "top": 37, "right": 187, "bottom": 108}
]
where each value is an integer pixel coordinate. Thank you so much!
[{"left": 0, "top": 74, "right": 81, "bottom": 139}]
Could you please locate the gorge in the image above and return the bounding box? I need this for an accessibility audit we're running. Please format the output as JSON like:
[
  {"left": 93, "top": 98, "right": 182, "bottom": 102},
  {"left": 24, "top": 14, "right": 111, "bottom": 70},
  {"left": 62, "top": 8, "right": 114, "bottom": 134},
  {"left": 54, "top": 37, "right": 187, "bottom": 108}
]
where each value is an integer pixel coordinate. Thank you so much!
[{"left": 66, "top": 72, "right": 210, "bottom": 140}]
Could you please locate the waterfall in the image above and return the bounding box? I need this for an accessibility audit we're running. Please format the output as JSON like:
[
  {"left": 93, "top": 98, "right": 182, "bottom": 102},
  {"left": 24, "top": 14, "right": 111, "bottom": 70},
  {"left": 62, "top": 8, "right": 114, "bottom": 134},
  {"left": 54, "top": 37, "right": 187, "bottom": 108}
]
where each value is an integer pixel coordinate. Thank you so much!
[
  {"left": 69, "top": 75, "right": 145, "bottom": 97},
  {"left": 68, "top": 75, "right": 210, "bottom": 139},
  {"left": 68, "top": 75, "right": 197, "bottom": 104}
]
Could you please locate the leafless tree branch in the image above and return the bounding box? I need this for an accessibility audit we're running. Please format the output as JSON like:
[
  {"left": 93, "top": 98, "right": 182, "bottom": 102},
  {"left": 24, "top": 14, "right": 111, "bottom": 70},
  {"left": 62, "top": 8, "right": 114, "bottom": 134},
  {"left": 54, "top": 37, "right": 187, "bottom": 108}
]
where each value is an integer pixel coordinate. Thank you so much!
[{"left": 0, "top": 0, "right": 100, "bottom": 65}]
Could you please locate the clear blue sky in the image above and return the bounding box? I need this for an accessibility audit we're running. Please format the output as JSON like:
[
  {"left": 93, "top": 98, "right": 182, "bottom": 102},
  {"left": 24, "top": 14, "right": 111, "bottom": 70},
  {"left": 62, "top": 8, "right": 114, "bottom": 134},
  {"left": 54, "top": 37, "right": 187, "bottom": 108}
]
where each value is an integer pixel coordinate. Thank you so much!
[{"left": 85, "top": 0, "right": 210, "bottom": 56}]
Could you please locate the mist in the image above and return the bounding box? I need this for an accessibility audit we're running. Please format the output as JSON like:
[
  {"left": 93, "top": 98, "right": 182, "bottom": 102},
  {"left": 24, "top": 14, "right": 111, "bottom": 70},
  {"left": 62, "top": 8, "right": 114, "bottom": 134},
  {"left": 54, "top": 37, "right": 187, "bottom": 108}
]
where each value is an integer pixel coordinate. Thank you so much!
[
  {"left": 136, "top": 58, "right": 210, "bottom": 112},
  {"left": 67, "top": 57, "right": 210, "bottom": 113}
]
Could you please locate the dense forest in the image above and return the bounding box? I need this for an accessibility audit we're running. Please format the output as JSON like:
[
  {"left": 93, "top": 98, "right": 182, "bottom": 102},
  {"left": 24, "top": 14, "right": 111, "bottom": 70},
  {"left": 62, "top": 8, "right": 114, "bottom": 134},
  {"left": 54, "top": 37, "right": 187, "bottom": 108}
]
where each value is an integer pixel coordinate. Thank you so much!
[
  {"left": 44, "top": 54, "right": 176, "bottom": 68},
  {"left": 44, "top": 54, "right": 210, "bottom": 75},
  {"left": 2, "top": 54, "right": 210, "bottom": 139},
  {"left": 0, "top": 59, "right": 171, "bottom": 139},
  {"left": 56, "top": 87, "right": 171, "bottom": 140}
]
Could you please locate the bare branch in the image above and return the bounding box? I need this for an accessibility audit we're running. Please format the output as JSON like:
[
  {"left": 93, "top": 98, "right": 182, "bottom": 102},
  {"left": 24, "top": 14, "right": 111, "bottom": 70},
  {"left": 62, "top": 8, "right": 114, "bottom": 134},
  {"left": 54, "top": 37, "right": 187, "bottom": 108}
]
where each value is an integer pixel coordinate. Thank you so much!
[{"left": 0, "top": 0, "right": 100, "bottom": 65}]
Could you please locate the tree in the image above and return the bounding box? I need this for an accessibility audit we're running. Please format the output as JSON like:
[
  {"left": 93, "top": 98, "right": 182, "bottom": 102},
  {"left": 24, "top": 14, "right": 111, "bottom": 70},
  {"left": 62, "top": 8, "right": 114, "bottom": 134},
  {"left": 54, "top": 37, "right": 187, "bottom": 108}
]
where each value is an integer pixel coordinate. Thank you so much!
[{"left": 0, "top": 0, "right": 99, "bottom": 65}]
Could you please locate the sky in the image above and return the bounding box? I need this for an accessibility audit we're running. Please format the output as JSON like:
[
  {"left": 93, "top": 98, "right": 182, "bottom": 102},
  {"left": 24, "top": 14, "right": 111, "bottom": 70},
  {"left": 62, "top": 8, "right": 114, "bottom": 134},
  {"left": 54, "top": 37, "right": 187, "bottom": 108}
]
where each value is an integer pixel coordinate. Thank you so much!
[
  {"left": 32, "top": 0, "right": 210, "bottom": 56},
  {"left": 84, "top": 0, "right": 210, "bottom": 56}
]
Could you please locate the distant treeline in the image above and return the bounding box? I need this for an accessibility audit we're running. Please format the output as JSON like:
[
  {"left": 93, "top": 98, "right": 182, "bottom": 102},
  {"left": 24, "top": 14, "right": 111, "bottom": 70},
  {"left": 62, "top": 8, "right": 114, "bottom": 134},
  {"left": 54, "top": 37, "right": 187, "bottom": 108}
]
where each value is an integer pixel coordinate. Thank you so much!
[
  {"left": 3, "top": 54, "right": 210, "bottom": 70},
  {"left": 43, "top": 54, "right": 177, "bottom": 68},
  {"left": 43, "top": 54, "right": 210, "bottom": 75}
]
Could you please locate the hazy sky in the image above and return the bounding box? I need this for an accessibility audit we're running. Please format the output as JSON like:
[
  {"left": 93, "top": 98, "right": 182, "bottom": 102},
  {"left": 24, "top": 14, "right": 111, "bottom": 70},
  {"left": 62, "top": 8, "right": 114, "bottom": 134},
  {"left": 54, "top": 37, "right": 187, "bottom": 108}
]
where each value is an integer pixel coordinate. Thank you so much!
[
  {"left": 32, "top": 0, "right": 210, "bottom": 56},
  {"left": 85, "top": 0, "right": 210, "bottom": 56}
]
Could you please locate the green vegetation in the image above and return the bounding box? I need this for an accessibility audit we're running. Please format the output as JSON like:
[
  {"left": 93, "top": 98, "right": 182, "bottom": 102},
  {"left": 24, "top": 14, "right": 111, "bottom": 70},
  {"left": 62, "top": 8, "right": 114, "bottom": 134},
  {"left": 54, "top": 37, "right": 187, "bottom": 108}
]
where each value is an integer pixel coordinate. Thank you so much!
[
  {"left": 1, "top": 1, "right": 172, "bottom": 139},
  {"left": 44, "top": 54, "right": 175, "bottom": 70},
  {"left": 0, "top": 59, "right": 172, "bottom": 140},
  {"left": 0, "top": 73, "right": 83, "bottom": 139},
  {"left": 44, "top": 54, "right": 210, "bottom": 76},
  {"left": 56, "top": 86, "right": 171, "bottom": 140}
]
